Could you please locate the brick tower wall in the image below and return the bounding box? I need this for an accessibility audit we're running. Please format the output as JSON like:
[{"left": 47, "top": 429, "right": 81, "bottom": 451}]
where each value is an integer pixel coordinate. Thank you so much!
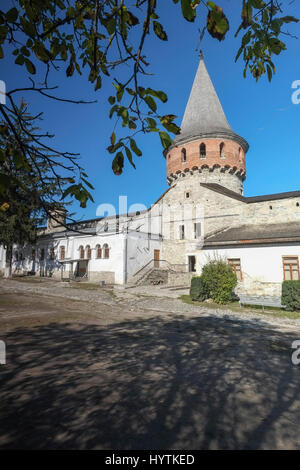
[{"left": 166, "top": 138, "right": 246, "bottom": 193}]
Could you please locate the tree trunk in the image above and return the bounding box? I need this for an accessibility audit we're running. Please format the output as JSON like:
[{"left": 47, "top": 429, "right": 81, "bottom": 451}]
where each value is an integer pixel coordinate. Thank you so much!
[{"left": 4, "top": 245, "right": 12, "bottom": 278}]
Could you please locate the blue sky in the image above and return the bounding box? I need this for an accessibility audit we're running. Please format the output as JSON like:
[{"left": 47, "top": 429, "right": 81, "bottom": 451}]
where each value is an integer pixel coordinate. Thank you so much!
[{"left": 2, "top": 0, "right": 300, "bottom": 221}]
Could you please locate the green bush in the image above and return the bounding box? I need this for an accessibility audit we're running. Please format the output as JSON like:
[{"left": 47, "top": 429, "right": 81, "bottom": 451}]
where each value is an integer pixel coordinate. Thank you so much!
[
  {"left": 190, "top": 276, "right": 207, "bottom": 301},
  {"left": 190, "top": 260, "right": 237, "bottom": 304},
  {"left": 282, "top": 280, "right": 300, "bottom": 311}
]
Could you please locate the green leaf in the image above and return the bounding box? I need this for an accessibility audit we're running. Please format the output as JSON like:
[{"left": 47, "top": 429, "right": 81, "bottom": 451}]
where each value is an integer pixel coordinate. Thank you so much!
[
  {"left": 94, "top": 76, "right": 102, "bottom": 91},
  {"left": 146, "top": 88, "right": 168, "bottom": 103},
  {"left": 127, "top": 11, "right": 139, "bottom": 26},
  {"left": 20, "top": 17, "right": 36, "bottom": 37},
  {"left": 249, "top": 0, "right": 265, "bottom": 8},
  {"left": 153, "top": 21, "right": 168, "bottom": 41},
  {"left": 144, "top": 95, "right": 157, "bottom": 112},
  {"left": 129, "top": 138, "right": 142, "bottom": 157},
  {"left": 15, "top": 54, "right": 25, "bottom": 66},
  {"left": 66, "top": 62, "right": 74, "bottom": 77},
  {"left": 107, "top": 142, "right": 122, "bottom": 154},
  {"left": 112, "top": 152, "right": 124, "bottom": 175},
  {"left": 20, "top": 46, "right": 30, "bottom": 57},
  {"left": 108, "top": 96, "right": 115, "bottom": 105},
  {"left": 13, "top": 152, "right": 25, "bottom": 169},
  {"left": 162, "top": 122, "right": 180, "bottom": 134},
  {"left": 6, "top": 7, "right": 18, "bottom": 23},
  {"left": 111, "top": 132, "right": 116, "bottom": 145},
  {"left": 147, "top": 117, "right": 157, "bottom": 129},
  {"left": 181, "top": 0, "right": 197, "bottom": 22},
  {"left": 88, "top": 68, "right": 97, "bottom": 83},
  {"left": 125, "top": 146, "right": 136, "bottom": 169},
  {"left": 128, "top": 120, "right": 137, "bottom": 130},
  {"left": 24, "top": 58, "right": 36, "bottom": 74},
  {"left": 207, "top": 4, "right": 229, "bottom": 41},
  {"left": 277, "top": 16, "right": 299, "bottom": 24},
  {"left": 109, "top": 105, "right": 119, "bottom": 119},
  {"left": 266, "top": 64, "right": 272, "bottom": 82},
  {"left": 159, "top": 131, "right": 173, "bottom": 150},
  {"left": 242, "top": 30, "right": 251, "bottom": 46},
  {"left": 34, "top": 41, "right": 51, "bottom": 62},
  {"left": 81, "top": 177, "right": 94, "bottom": 190}
]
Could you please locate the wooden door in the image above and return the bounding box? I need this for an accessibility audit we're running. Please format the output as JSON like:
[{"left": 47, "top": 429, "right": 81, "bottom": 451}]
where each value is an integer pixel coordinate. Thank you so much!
[{"left": 154, "top": 250, "right": 160, "bottom": 268}]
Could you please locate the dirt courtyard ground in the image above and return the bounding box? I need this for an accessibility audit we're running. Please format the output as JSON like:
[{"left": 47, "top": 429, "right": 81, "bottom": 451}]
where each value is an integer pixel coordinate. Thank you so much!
[{"left": 1, "top": 278, "right": 300, "bottom": 450}]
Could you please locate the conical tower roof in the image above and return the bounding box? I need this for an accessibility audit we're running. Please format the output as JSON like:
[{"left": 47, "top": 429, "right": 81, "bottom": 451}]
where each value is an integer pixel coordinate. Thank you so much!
[{"left": 172, "top": 56, "right": 248, "bottom": 152}]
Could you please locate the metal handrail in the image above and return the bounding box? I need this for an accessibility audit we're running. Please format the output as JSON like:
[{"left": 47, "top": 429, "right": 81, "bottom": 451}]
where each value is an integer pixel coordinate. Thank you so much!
[{"left": 131, "top": 259, "right": 188, "bottom": 279}]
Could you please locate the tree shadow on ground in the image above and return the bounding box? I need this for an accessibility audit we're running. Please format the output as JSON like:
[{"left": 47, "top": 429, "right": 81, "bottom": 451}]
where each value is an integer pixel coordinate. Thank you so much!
[{"left": 0, "top": 314, "right": 300, "bottom": 449}]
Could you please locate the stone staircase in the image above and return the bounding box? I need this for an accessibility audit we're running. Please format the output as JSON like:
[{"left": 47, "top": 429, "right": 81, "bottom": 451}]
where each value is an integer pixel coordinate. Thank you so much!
[{"left": 126, "top": 259, "right": 188, "bottom": 288}]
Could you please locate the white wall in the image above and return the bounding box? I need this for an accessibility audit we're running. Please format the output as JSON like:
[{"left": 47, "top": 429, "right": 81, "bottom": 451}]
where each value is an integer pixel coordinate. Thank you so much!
[
  {"left": 126, "top": 232, "right": 162, "bottom": 281},
  {"left": 197, "top": 245, "right": 300, "bottom": 283}
]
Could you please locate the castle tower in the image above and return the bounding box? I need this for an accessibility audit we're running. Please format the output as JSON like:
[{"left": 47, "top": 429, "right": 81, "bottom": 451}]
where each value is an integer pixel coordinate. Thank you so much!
[{"left": 165, "top": 55, "right": 249, "bottom": 194}]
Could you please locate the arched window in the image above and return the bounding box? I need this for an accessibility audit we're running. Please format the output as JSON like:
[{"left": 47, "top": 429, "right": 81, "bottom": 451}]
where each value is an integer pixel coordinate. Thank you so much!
[
  {"left": 181, "top": 148, "right": 187, "bottom": 163},
  {"left": 96, "top": 244, "right": 102, "bottom": 259},
  {"left": 31, "top": 249, "right": 36, "bottom": 261},
  {"left": 40, "top": 248, "right": 45, "bottom": 261},
  {"left": 86, "top": 245, "right": 91, "bottom": 259},
  {"left": 15, "top": 251, "right": 19, "bottom": 261},
  {"left": 59, "top": 246, "right": 65, "bottom": 260},
  {"left": 79, "top": 245, "right": 84, "bottom": 259},
  {"left": 103, "top": 244, "right": 110, "bottom": 259},
  {"left": 220, "top": 142, "right": 225, "bottom": 158},
  {"left": 200, "top": 143, "right": 206, "bottom": 158}
]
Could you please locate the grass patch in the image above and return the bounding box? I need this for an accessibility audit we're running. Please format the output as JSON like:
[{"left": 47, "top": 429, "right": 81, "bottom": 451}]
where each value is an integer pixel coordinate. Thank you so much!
[
  {"left": 180, "top": 295, "right": 240, "bottom": 311},
  {"left": 180, "top": 295, "right": 300, "bottom": 319},
  {"left": 69, "top": 282, "right": 103, "bottom": 290}
]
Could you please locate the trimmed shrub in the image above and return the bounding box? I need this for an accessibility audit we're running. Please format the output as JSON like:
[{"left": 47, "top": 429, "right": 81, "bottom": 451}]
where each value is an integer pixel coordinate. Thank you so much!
[
  {"left": 190, "top": 276, "right": 208, "bottom": 301},
  {"left": 282, "top": 280, "right": 300, "bottom": 311},
  {"left": 201, "top": 260, "right": 237, "bottom": 304}
]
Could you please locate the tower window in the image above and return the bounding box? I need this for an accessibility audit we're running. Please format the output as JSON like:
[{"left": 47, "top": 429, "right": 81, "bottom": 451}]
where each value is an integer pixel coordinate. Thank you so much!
[
  {"left": 220, "top": 142, "right": 225, "bottom": 158},
  {"left": 181, "top": 148, "right": 187, "bottom": 163},
  {"left": 200, "top": 143, "right": 206, "bottom": 158},
  {"left": 185, "top": 191, "right": 190, "bottom": 199},
  {"left": 188, "top": 256, "right": 196, "bottom": 273},
  {"left": 194, "top": 223, "right": 201, "bottom": 239},
  {"left": 179, "top": 225, "right": 185, "bottom": 240}
]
